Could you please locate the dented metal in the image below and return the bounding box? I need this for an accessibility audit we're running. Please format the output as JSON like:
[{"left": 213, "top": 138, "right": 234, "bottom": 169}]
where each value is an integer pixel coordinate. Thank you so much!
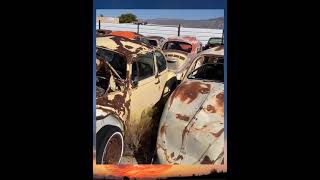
[
  {"left": 96, "top": 34, "right": 177, "bottom": 163},
  {"left": 156, "top": 48, "right": 224, "bottom": 165}
]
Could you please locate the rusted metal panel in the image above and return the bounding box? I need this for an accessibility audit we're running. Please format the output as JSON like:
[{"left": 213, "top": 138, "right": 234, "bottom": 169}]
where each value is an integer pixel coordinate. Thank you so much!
[
  {"left": 96, "top": 36, "right": 153, "bottom": 61},
  {"left": 96, "top": 35, "right": 178, "bottom": 164},
  {"left": 157, "top": 79, "right": 224, "bottom": 165}
]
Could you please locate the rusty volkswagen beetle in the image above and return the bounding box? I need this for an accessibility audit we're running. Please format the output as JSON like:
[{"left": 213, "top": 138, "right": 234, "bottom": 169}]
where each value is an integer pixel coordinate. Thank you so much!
[
  {"left": 156, "top": 45, "right": 224, "bottom": 165},
  {"left": 162, "top": 36, "right": 202, "bottom": 81},
  {"left": 96, "top": 35, "right": 176, "bottom": 164}
]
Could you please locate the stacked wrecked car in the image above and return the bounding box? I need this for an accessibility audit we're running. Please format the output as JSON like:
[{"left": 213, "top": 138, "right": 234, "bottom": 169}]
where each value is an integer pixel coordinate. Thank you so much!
[{"left": 96, "top": 30, "right": 225, "bottom": 165}]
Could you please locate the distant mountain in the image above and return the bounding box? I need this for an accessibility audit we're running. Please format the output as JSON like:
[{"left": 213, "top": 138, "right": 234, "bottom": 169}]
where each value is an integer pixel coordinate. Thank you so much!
[{"left": 139, "top": 17, "right": 224, "bottom": 29}]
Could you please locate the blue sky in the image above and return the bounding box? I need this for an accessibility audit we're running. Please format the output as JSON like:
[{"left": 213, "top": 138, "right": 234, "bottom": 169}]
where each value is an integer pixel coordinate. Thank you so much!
[{"left": 96, "top": 9, "right": 224, "bottom": 20}]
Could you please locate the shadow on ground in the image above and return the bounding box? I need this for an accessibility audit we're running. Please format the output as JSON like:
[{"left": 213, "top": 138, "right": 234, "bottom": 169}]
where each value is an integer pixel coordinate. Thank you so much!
[{"left": 133, "top": 93, "right": 170, "bottom": 164}]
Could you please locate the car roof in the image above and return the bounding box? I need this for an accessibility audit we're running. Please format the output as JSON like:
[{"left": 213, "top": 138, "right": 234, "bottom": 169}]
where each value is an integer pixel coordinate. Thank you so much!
[
  {"left": 96, "top": 35, "right": 154, "bottom": 61},
  {"left": 146, "top": 36, "right": 164, "bottom": 40},
  {"left": 199, "top": 45, "right": 224, "bottom": 56},
  {"left": 108, "top": 31, "right": 145, "bottom": 39}
]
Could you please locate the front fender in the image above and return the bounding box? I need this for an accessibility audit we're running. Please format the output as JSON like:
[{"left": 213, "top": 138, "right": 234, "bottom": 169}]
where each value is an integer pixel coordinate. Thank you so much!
[{"left": 96, "top": 113, "right": 124, "bottom": 134}]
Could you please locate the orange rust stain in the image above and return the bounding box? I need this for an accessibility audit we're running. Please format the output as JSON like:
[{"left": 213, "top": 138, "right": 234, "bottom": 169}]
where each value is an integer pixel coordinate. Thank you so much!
[
  {"left": 216, "top": 92, "right": 224, "bottom": 107},
  {"left": 205, "top": 104, "right": 216, "bottom": 113},
  {"left": 169, "top": 82, "right": 211, "bottom": 107},
  {"left": 176, "top": 114, "right": 190, "bottom": 121},
  {"left": 160, "top": 123, "right": 168, "bottom": 137},
  {"left": 109, "top": 31, "right": 138, "bottom": 39},
  {"left": 210, "top": 128, "right": 224, "bottom": 138},
  {"left": 213, "top": 92, "right": 224, "bottom": 116}
]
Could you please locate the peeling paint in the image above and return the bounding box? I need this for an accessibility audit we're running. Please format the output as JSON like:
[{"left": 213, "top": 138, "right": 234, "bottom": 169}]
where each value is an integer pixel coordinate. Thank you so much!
[
  {"left": 157, "top": 73, "right": 224, "bottom": 165},
  {"left": 96, "top": 34, "right": 177, "bottom": 164}
]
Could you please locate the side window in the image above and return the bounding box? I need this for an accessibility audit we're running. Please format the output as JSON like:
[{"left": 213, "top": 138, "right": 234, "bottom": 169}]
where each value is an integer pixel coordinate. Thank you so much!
[
  {"left": 194, "top": 56, "right": 205, "bottom": 70},
  {"left": 131, "top": 62, "right": 138, "bottom": 81},
  {"left": 133, "top": 53, "right": 155, "bottom": 81},
  {"left": 155, "top": 51, "right": 166, "bottom": 73}
]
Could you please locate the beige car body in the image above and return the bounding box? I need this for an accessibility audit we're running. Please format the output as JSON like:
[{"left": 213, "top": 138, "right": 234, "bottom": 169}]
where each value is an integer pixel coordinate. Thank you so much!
[
  {"left": 156, "top": 45, "right": 224, "bottom": 165},
  {"left": 96, "top": 36, "right": 176, "bottom": 160}
]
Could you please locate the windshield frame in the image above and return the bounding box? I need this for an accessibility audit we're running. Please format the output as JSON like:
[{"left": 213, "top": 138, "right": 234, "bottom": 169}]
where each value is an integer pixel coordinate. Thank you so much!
[
  {"left": 187, "top": 63, "right": 224, "bottom": 82},
  {"left": 96, "top": 46, "right": 127, "bottom": 80}
]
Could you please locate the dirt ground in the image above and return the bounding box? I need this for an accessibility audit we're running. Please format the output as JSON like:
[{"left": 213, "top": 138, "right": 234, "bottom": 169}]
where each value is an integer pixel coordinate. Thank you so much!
[{"left": 121, "top": 94, "right": 170, "bottom": 164}]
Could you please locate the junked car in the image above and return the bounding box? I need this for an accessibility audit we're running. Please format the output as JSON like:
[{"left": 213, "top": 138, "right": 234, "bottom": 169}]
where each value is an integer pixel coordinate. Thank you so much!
[
  {"left": 156, "top": 46, "right": 224, "bottom": 165},
  {"left": 108, "top": 31, "right": 151, "bottom": 46},
  {"left": 162, "top": 36, "right": 202, "bottom": 81},
  {"left": 182, "top": 45, "right": 224, "bottom": 81},
  {"left": 96, "top": 35, "right": 177, "bottom": 164},
  {"left": 146, "top": 36, "right": 166, "bottom": 48},
  {"left": 203, "top": 37, "right": 224, "bottom": 50}
]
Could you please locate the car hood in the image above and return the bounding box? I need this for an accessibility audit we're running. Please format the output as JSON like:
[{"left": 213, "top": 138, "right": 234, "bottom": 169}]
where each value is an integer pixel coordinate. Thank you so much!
[{"left": 157, "top": 80, "right": 224, "bottom": 164}]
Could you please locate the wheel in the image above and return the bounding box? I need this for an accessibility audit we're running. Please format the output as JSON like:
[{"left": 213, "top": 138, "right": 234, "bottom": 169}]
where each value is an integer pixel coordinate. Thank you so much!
[{"left": 96, "top": 126, "right": 124, "bottom": 164}]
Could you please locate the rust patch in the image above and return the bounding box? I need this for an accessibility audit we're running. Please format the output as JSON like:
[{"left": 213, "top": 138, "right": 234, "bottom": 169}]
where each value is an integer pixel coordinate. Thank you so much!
[
  {"left": 109, "top": 31, "right": 138, "bottom": 39},
  {"left": 176, "top": 114, "right": 190, "bottom": 121},
  {"left": 205, "top": 104, "right": 216, "bottom": 113},
  {"left": 170, "top": 152, "right": 174, "bottom": 158},
  {"left": 160, "top": 123, "right": 168, "bottom": 137},
  {"left": 174, "top": 155, "right": 183, "bottom": 161},
  {"left": 210, "top": 128, "right": 224, "bottom": 138},
  {"left": 96, "top": 94, "right": 126, "bottom": 115},
  {"left": 157, "top": 143, "right": 173, "bottom": 163},
  {"left": 125, "top": 45, "right": 133, "bottom": 49},
  {"left": 200, "top": 155, "right": 214, "bottom": 164},
  {"left": 216, "top": 92, "right": 224, "bottom": 107},
  {"left": 103, "top": 36, "right": 151, "bottom": 63},
  {"left": 169, "top": 82, "right": 211, "bottom": 107}
]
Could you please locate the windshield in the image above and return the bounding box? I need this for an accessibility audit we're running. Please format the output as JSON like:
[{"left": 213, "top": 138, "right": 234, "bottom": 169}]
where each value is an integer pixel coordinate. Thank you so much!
[
  {"left": 188, "top": 63, "right": 224, "bottom": 82},
  {"left": 96, "top": 48, "right": 127, "bottom": 79},
  {"left": 208, "top": 38, "right": 222, "bottom": 45},
  {"left": 163, "top": 41, "right": 192, "bottom": 53}
]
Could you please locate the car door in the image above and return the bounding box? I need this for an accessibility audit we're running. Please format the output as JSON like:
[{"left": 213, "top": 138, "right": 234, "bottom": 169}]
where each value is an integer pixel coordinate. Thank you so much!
[
  {"left": 154, "top": 50, "right": 168, "bottom": 96},
  {"left": 129, "top": 52, "right": 159, "bottom": 123}
]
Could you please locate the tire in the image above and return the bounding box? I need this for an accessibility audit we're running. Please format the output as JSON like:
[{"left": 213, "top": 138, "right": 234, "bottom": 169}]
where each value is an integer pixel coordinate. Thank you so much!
[{"left": 96, "top": 126, "right": 124, "bottom": 164}]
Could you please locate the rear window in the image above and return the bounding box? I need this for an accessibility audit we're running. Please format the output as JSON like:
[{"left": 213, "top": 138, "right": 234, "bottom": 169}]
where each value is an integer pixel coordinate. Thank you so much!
[
  {"left": 163, "top": 41, "right": 192, "bottom": 53},
  {"left": 208, "top": 38, "right": 222, "bottom": 45}
]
